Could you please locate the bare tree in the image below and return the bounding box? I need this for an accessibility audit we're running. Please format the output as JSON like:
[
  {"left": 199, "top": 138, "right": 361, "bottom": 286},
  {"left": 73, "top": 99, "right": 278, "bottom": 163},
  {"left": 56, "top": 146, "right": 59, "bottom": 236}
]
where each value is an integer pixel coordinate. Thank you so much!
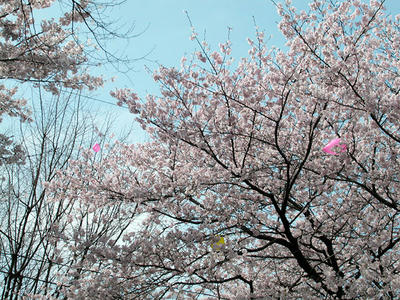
[{"left": 0, "top": 88, "right": 141, "bottom": 299}]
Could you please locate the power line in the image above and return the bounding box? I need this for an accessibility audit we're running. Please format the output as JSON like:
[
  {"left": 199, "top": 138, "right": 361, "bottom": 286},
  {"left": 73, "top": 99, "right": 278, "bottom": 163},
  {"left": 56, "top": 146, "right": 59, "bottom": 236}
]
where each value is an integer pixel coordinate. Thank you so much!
[
  {"left": 54, "top": 89, "right": 130, "bottom": 109},
  {"left": 69, "top": 92, "right": 127, "bottom": 108},
  {"left": 26, "top": 86, "right": 133, "bottom": 110}
]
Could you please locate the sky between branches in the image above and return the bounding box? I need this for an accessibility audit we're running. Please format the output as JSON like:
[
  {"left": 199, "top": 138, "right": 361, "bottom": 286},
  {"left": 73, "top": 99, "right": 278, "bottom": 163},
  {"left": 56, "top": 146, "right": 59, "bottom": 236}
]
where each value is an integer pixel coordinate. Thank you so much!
[{"left": 2, "top": 0, "right": 400, "bottom": 147}]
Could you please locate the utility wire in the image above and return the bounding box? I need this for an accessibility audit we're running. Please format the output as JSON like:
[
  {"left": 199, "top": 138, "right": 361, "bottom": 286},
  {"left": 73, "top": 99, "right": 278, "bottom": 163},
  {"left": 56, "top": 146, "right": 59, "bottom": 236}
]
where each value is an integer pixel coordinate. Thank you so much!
[
  {"left": 67, "top": 91, "right": 127, "bottom": 108},
  {"left": 49, "top": 89, "right": 130, "bottom": 109}
]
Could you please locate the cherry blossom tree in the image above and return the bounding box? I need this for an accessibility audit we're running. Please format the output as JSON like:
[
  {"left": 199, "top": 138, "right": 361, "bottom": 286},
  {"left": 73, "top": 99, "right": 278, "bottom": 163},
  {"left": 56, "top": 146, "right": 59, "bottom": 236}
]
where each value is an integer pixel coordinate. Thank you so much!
[
  {"left": 46, "top": 0, "right": 400, "bottom": 298},
  {"left": 0, "top": 88, "right": 141, "bottom": 299},
  {"left": 0, "top": 0, "right": 133, "bottom": 167}
]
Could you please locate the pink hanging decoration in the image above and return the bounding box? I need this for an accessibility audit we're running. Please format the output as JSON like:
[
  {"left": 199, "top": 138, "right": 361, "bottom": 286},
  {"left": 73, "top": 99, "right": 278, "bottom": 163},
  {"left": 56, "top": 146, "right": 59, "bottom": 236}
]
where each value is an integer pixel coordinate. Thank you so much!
[
  {"left": 323, "top": 138, "right": 346, "bottom": 155},
  {"left": 93, "top": 143, "right": 100, "bottom": 152}
]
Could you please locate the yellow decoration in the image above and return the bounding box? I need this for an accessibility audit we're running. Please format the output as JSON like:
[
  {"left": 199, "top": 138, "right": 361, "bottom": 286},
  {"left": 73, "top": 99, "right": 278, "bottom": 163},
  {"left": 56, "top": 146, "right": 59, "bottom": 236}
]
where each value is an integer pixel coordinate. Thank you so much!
[{"left": 210, "top": 236, "right": 225, "bottom": 251}]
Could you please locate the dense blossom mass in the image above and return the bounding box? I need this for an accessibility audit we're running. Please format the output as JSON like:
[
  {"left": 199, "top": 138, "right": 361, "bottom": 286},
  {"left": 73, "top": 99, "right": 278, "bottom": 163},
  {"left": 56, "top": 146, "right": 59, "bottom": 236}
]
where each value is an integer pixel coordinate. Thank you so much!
[{"left": 45, "top": 0, "right": 400, "bottom": 298}]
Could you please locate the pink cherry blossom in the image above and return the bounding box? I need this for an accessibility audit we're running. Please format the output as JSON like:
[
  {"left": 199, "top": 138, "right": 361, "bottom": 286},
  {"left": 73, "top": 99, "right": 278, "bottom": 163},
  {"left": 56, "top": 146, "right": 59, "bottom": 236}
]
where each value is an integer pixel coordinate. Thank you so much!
[
  {"left": 0, "top": 0, "right": 107, "bottom": 167},
  {"left": 45, "top": 0, "right": 400, "bottom": 299}
]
